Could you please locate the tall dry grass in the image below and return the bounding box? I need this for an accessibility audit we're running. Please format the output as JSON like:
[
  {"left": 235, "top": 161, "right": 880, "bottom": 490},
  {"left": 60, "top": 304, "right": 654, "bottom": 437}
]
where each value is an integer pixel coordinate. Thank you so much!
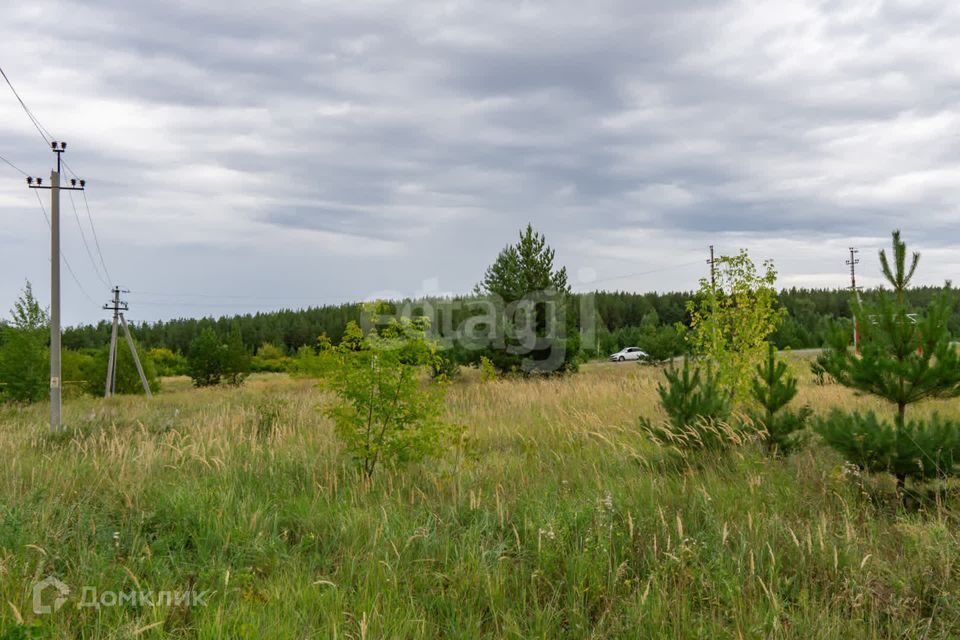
[{"left": 0, "top": 359, "right": 958, "bottom": 638}]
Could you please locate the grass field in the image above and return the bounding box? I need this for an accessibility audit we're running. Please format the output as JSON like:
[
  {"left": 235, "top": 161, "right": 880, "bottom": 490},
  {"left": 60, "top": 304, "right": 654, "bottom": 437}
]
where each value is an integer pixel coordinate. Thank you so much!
[{"left": 2, "top": 356, "right": 960, "bottom": 638}]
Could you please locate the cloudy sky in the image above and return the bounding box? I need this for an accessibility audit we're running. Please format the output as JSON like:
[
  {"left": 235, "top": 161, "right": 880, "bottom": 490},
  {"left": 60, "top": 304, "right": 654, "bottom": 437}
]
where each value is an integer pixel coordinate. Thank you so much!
[{"left": 1, "top": 0, "right": 959, "bottom": 325}]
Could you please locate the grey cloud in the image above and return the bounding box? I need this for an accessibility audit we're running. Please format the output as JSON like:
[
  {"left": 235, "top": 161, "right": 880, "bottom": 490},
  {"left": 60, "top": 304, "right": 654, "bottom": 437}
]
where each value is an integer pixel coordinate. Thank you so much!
[{"left": 2, "top": 0, "right": 959, "bottom": 323}]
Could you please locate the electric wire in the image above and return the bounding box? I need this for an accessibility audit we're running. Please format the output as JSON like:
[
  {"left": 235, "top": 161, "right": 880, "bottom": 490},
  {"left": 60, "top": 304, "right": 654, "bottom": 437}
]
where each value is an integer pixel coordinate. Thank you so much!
[
  {"left": 0, "top": 64, "right": 54, "bottom": 145},
  {"left": 128, "top": 290, "right": 357, "bottom": 301},
  {"left": 586, "top": 259, "right": 704, "bottom": 287},
  {"left": 67, "top": 190, "right": 109, "bottom": 286},
  {"left": 79, "top": 190, "right": 112, "bottom": 285},
  {"left": 0, "top": 151, "right": 27, "bottom": 176},
  {"left": 33, "top": 190, "right": 98, "bottom": 307},
  {"left": 1, "top": 63, "right": 114, "bottom": 286}
]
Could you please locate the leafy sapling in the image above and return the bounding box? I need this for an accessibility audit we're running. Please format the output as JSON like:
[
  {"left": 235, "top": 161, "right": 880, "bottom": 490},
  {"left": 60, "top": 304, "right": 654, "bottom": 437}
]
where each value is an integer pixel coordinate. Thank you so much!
[{"left": 326, "top": 306, "right": 456, "bottom": 477}]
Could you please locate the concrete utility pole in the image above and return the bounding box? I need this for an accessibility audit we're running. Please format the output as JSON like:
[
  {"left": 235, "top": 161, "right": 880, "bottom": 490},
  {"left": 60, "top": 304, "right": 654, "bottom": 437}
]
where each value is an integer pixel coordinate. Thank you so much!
[
  {"left": 103, "top": 287, "right": 151, "bottom": 397},
  {"left": 846, "top": 247, "right": 861, "bottom": 349},
  {"left": 103, "top": 286, "right": 126, "bottom": 397},
  {"left": 847, "top": 247, "right": 859, "bottom": 292},
  {"left": 120, "top": 313, "right": 152, "bottom": 398},
  {"left": 707, "top": 245, "right": 716, "bottom": 288},
  {"left": 26, "top": 142, "right": 85, "bottom": 433}
]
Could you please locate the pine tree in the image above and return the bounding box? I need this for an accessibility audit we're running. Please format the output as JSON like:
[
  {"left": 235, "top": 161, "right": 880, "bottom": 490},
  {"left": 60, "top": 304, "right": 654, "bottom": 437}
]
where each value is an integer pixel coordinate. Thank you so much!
[
  {"left": 816, "top": 231, "right": 960, "bottom": 488},
  {"left": 222, "top": 326, "right": 251, "bottom": 386},
  {"left": 748, "top": 343, "right": 810, "bottom": 455},
  {"left": 475, "top": 224, "right": 578, "bottom": 374},
  {"left": 187, "top": 328, "right": 224, "bottom": 387},
  {"left": 640, "top": 358, "right": 733, "bottom": 450}
]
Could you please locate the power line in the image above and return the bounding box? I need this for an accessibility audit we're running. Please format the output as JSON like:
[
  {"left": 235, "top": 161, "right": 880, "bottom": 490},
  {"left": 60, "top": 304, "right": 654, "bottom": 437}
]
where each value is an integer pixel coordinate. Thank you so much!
[
  {"left": 0, "top": 151, "right": 27, "bottom": 176},
  {"left": 128, "top": 290, "right": 358, "bottom": 301},
  {"left": 587, "top": 260, "right": 703, "bottom": 287},
  {"left": 0, "top": 64, "right": 54, "bottom": 145},
  {"left": 79, "top": 190, "right": 112, "bottom": 284},
  {"left": 33, "top": 189, "right": 98, "bottom": 307},
  {"left": 61, "top": 158, "right": 79, "bottom": 180},
  {"left": 67, "top": 190, "right": 109, "bottom": 286},
  {"left": 0, "top": 64, "right": 113, "bottom": 284}
]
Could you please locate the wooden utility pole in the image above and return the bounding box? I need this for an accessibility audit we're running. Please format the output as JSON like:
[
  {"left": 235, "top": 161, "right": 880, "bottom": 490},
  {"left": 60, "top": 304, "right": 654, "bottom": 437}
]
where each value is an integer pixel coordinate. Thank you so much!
[{"left": 26, "top": 142, "right": 85, "bottom": 433}]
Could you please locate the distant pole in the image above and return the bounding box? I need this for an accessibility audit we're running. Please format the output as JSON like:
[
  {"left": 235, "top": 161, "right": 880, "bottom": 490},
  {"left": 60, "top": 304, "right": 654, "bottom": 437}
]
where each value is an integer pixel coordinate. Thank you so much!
[
  {"left": 707, "top": 245, "right": 716, "bottom": 288},
  {"left": 102, "top": 288, "right": 151, "bottom": 397},
  {"left": 847, "top": 247, "right": 859, "bottom": 292},
  {"left": 26, "top": 142, "right": 85, "bottom": 433},
  {"left": 103, "top": 286, "right": 124, "bottom": 397},
  {"left": 846, "top": 247, "right": 861, "bottom": 349}
]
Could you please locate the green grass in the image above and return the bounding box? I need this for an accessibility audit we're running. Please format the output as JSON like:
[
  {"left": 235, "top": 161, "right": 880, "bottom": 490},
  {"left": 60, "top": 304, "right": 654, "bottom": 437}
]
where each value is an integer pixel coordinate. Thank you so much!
[{"left": 1, "top": 360, "right": 960, "bottom": 638}]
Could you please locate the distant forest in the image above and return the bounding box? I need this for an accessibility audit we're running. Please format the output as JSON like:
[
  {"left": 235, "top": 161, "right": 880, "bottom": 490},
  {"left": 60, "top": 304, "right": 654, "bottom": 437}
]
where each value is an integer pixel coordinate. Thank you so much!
[{"left": 62, "top": 287, "right": 960, "bottom": 358}]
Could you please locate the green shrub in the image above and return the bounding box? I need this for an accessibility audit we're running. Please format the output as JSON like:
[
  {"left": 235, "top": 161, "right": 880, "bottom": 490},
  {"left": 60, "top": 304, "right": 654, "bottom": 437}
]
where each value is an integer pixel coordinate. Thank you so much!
[
  {"left": 148, "top": 347, "right": 188, "bottom": 376},
  {"left": 251, "top": 342, "right": 290, "bottom": 373},
  {"left": 62, "top": 349, "right": 94, "bottom": 397},
  {"left": 479, "top": 355, "right": 497, "bottom": 382},
  {"left": 325, "top": 308, "right": 455, "bottom": 476},
  {"left": 430, "top": 348, "right": 461, "bottom": 381},
  {"left": 0, "top": 282, "right": 48, "bottom": 404},
  {"left": 80, "top": 342, "right": 160, "bottom": 396},
  {"left": 636, "top": 323, "right": 686, "bottom": 364},
  {"left": 640, "top": 358, "right": 735, "bottom": 450}
]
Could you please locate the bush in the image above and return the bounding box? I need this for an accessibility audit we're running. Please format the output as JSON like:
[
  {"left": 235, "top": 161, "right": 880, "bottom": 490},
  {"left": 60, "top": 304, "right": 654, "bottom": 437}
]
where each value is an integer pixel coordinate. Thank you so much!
[
  {"left": 430, "top": 348, "right": 460, "bottom": 381},
  {"left": 251, "top": 342, "right": 289, "bottom": 373},
  {"left": 325, "top": 309, "right": 455, "bottom": 477},
  {"left": 479, "top": 355, "right": 497, "bottom": 382},
  {"left": 81, "top": 343, "right": 160, "bottom": 396},
  {"left": 816, "top": 410, "right": 960, "bottom": 484},
  {"left": 62, "top": 349, "right": 94, "bottom": 398},
  {"left": 148, "top": 347, "right": 188, "bottom": 377},
  {"left": 0, "top": 283, "right": 49, "bottom": 404},
  {"left": 637, "top": 323, "right": 686, "bottom": 364},
  {"left": 640, "top": 358, "right": 735, "bottom": 450}
]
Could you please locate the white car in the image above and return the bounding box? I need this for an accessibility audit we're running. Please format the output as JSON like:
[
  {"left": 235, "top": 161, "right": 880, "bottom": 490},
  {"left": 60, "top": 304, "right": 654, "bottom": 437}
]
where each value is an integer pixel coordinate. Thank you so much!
[{"left": 610, "top": 347, "right": 647, "bottom": 362}]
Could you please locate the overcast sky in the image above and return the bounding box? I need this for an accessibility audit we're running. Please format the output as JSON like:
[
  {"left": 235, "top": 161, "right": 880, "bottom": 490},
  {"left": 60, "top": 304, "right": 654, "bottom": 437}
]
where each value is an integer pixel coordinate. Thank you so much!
[{"left": 1, "top": 0, "right": 959, "bottom": 325}]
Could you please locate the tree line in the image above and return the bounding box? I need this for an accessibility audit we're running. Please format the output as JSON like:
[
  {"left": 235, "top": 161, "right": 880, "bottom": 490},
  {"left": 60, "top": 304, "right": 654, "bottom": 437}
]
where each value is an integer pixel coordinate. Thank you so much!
[{"left": 59, "top": 284, "right": 960, "bottom": 360}]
